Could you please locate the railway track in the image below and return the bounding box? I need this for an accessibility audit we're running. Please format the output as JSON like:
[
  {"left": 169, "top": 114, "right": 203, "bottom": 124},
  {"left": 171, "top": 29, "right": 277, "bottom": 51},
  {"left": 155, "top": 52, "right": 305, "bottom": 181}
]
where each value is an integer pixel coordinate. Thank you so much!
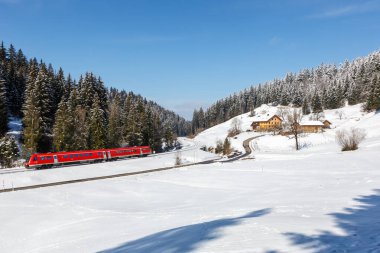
[{"left": 0, "top": 136, "right": 263, "bottom": 194}]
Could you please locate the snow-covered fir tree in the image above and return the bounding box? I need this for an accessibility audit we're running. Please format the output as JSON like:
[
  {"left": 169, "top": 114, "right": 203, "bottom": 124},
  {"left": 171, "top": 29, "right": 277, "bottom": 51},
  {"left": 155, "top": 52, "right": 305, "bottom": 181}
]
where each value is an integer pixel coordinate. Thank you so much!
[
  {"left": 365, "top": 75, "right": 380, "bottom": 111},
  {"left": 0, "top": 65, "right": 8, "bottom": 136},
  {"left": 52, "top": 99, "right": 69, "bottom": 151},
  {"left": 89, "top": 93, "right": 107, "bottom": 149},
  {"left": 107, "top": 93, "right": 123, "bottom": 148},
  {"left": 0, "top": 135, "right": 19, "bottom": 168}
]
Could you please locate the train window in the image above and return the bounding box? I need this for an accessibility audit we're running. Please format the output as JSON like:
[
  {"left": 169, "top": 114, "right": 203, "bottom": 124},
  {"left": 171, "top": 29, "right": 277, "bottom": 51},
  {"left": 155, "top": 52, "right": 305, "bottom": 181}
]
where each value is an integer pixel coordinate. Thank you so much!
[
  {"left": 70, "top": 155, "right": 73, "bottom": 158},
  {"left": 79, "top": 154, "right": 83, "bottom": 157},
  {"left": 98, "top": 152, "right": 101, "bottom": 156},
  {"left": 90, "top": 153, "right": 93, "bottom": 156},
  {"left": 75, "top": 154, "right": 78, "bottom": 158},
  {"left": 47, "top": 156, "right": 51, "bottom": 160},
  {"left": 33, "top": 156, "right": 37, "bottom": 161},
  {"left": 85, "top": 153, "right": 89, "bottom": 157},
  {"left": 64, "top": 155, "right": 68, "bottom": 158},
  {"left": 41, "top": 156, "right": 45, "bottom": 160}
]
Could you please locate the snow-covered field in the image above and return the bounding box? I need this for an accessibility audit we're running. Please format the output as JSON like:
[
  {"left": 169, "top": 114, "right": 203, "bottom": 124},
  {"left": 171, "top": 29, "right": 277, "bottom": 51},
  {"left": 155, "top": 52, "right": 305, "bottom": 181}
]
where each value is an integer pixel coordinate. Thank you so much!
[{"left": 0, "top": 104, "right": 379, "bottom": 252}]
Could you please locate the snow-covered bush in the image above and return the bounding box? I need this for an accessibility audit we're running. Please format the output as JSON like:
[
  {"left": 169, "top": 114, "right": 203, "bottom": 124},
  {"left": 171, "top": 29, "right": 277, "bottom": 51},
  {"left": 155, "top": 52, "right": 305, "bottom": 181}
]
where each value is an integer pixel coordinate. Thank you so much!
[
  {"left": 0, "top": 135, "right": 19, "bottom": 168},
  {"left": 335, "top": 128, "right": 366, "bottom": 151},
  {"left": 215, "top": 140, "right": 224, "bottom": 154}
]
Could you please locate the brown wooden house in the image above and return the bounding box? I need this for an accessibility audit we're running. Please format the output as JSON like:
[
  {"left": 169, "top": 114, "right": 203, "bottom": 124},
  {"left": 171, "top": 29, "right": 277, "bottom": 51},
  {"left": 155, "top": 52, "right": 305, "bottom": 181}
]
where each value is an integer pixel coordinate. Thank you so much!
[
  {"left": 251, "top": 114, "right": 283, "bottom": 131},
  {"left": 323, "top": 120, "right": 332, "bottom": 129},
  {"left": 298, "top": 121, "right": 324, "bottom": 133}
]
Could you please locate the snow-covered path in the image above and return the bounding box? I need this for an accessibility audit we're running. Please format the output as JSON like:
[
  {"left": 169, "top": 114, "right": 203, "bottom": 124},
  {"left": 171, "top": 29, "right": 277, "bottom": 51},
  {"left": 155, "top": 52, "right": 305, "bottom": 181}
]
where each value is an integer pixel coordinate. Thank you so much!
[{"left": 0, "top": 139, "right": 379, "bottom": 253}]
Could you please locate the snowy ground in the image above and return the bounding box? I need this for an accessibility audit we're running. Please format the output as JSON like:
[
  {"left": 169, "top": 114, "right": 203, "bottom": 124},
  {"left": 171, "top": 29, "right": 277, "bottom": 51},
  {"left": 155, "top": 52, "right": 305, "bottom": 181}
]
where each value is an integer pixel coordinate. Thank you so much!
[
  {"left": 1, "top": 105, "right": 379, "bottom": 252},
  {"left": 0, "top": 138, "right": 379, "bottom": 252}
]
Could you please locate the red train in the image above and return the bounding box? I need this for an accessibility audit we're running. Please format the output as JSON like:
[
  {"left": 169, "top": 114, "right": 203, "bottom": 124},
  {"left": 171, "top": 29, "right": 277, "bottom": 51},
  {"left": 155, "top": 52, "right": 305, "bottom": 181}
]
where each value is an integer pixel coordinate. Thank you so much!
[{"left": 24, "top": 146, "right": 152, "bottom": 169}]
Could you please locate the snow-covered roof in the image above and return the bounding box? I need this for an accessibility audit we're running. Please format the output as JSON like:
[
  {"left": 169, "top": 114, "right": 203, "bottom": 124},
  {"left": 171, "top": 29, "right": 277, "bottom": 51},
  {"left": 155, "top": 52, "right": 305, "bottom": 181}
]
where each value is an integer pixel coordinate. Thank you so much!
[
  {"left": 300, "top": 120, "right": 324, "bottom": 126},
  {"left": 251, "top": 114, "right": 281, "bottom": 122}
]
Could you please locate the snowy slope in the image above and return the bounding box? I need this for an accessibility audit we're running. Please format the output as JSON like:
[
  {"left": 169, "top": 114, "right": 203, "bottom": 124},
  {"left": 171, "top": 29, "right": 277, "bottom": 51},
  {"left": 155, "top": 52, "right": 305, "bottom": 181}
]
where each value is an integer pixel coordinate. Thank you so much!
[{"left": 195, "top": 103, "right": 380, "bottom": 155}]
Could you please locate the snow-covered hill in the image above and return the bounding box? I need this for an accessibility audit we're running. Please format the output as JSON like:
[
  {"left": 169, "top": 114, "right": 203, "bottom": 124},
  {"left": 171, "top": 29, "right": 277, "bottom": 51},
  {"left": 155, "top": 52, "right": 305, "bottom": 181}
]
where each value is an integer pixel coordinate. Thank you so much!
[{"left": 194, "top": 103, "right": 380, "bottom": 156}]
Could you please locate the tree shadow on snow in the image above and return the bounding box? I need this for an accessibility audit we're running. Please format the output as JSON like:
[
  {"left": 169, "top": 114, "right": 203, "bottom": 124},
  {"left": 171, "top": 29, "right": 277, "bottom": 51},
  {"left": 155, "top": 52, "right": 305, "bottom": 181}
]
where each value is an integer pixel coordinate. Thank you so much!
[
  {"left": 97, "top": 208, "right": 271, "bottom": 253},
  {"left": 283, "top": 189, "right": 380, "bottom": 252}
]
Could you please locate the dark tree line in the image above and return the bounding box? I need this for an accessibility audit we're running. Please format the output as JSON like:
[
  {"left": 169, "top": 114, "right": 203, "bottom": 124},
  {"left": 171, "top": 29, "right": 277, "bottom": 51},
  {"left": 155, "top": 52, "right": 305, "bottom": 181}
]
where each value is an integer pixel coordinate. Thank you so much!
[
  {"left": 192, "top": 50, "right": 380, "bottom": 134},
  {"left": 0, "top": 42, "right": 190, "bottom": 159}
]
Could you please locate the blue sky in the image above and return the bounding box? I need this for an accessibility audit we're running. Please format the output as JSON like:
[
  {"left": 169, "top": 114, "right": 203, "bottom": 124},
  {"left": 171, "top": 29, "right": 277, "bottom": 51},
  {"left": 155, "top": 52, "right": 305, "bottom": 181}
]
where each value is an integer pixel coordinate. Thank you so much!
[{"left": 1, "top": 0, "right": 380, "bottom": 119}]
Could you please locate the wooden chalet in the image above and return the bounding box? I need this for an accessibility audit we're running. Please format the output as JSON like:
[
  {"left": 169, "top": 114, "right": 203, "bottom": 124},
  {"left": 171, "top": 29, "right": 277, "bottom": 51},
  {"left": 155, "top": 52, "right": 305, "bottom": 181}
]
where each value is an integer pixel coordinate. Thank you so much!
[
  {"left": 298, "top": 120, "right": 324, "bottom": 133},
  {"left": 251, "top": 114, "right": 283, "bottom": 131}
]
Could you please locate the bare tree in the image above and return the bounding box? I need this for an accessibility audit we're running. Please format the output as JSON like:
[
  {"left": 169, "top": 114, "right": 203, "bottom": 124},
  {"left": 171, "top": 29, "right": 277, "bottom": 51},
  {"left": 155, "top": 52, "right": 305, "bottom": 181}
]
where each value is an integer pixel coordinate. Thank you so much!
[
  {"left": 228, "top": 118, "right": 242, "bottom": 137},
  {"left": 336, "top": 110, "right": 345, "bottom": 120},
  {"left": 310, "top": 112, "right": 325, "bottom": 121},
  {"left": 276, "top": 107, "right": 290, "bottom": 120},
  {"left": 286, "top": 108, "right": 303, "bottom": 150},
  {"left": 336, "top": 128, "right": 366, "bottom": 151}
]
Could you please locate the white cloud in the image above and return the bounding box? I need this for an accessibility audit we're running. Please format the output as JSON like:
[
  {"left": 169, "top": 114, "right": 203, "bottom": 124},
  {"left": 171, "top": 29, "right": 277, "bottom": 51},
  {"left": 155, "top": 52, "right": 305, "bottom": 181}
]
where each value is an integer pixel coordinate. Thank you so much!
[{"left": 309, "top": 1, "right": 380, "bottom": 19}]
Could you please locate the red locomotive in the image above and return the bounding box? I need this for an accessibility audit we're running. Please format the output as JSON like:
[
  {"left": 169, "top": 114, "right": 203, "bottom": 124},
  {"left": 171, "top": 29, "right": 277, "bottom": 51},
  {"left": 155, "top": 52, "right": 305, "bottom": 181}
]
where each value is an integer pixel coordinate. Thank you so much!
[{"left": 24, "top": 146, "right": 152, "bottom": 169}]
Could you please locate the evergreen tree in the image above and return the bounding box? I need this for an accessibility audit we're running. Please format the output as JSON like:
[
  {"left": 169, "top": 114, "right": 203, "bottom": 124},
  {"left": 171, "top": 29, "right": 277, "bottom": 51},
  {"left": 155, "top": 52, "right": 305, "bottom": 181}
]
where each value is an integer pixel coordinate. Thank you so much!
[
  {"left": 125, "top": 103, "right": 140, "bottom": 146},
  {"left": 51, "top": 67, "right": 65, "bottom": 115},
  {"left": 151, "top": 114, "right": 163, "bottom": 153},
  {"left": 301, "top": 98, "right": 310, "bottom": 115},
  {"left": 311, "top": 92, "right": 323, "bottom": 114},
  {"left": 52, "top": 99, "right": 69, "bottom": 151},
  {"left": 107, "top": 94, "right": 122, "bottom": 147},
  {"left": 191, "top": 109, "right": 199, "bottom": 134},
  {"left": 32, "top": 65, "right": 54, "bottom": 152},
  {"left": 0, "top": 135, "right": 19, "bottom": 168},
  {"left": 22, "top": 64, "right": 41, "bottom": 155},
  {"left": 0, "top": 66, "right": 8, "bottom": 136},
  {"left": 292, "top": 90, "right": 303, "bottom": 107},
  {"left": 164, "top": 126, "right": 174, "bottom": 150},
  {"left": 89, "top": 93, "right": 107, "bottom": 149},
  {"left": 365, "top": 75, "right": 380, "bottom": 111}
]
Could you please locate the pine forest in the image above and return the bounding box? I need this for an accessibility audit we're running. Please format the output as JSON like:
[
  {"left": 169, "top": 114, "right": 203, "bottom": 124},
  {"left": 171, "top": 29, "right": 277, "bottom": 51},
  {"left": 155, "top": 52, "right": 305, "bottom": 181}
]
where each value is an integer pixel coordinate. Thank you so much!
[{"left": 0, "top": 42, "right": 190, "bottom": 160}]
